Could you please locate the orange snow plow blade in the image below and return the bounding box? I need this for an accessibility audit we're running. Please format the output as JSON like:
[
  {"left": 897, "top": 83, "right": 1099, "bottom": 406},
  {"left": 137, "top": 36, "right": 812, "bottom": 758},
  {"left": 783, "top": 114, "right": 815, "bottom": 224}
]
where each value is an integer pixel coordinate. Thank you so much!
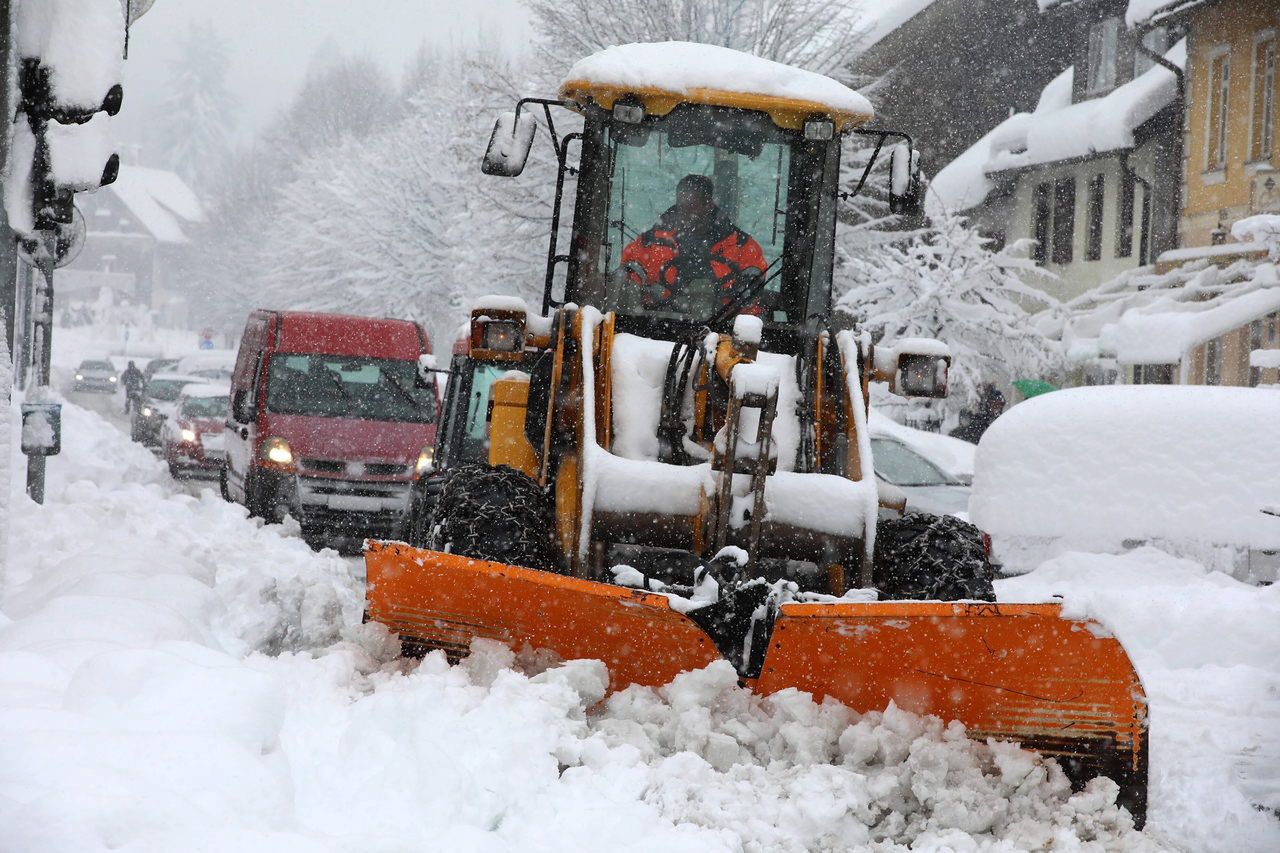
[
  {"left": 755, "top": 601, "right": 1147, "bottom": 823},
  {"left": 365, "top": 541, "right": 721, "bottom": 690},
  {"left": 365, "top": 542, "right": 1146, "bottom": 824}
]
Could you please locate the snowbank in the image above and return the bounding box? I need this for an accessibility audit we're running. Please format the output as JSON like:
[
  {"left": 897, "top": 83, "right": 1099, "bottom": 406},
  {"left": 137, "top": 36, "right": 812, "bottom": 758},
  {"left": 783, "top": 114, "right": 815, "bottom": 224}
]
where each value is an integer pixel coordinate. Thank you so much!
[
  {"left": 562, "top": 42, "right": 873, "bottom": 119},
  {"left": 970, "top": 386, "right": 1280, "bottom": 574}
]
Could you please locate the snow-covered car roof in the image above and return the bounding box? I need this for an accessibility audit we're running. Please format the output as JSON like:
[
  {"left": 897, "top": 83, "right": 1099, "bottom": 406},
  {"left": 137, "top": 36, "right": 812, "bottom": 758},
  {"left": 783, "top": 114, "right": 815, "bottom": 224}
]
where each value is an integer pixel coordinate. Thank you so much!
[
  {"left": 560, "top": 42, "right": 873, "bottom": 131},
  {"left": 149, "top": 372, "right": 206, "bottom": 385},
  {"left": 179, "top": 383, "right": 231, "bottom": 398}
]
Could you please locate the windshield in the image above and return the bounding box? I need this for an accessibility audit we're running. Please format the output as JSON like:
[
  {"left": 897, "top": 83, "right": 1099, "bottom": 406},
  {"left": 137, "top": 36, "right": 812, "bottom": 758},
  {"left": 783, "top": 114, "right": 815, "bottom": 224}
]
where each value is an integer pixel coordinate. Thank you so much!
[
  {"left": 146, "top": 380, "right": 188, "bottom": 402},
  {"left": 574, "top": 104, "right": 835, "bottom": 332},
  {"left": 81, "top": 361, "right": 113, "bottom": 371},
  {"left": 182, "top": 395, "right": 229, "bottom": 417},
  {"left": 870, "top": 438, "right": 957, "bottom": 487},
  {"left": 265, "top": 353, "right": 436, "bottom": 423}
]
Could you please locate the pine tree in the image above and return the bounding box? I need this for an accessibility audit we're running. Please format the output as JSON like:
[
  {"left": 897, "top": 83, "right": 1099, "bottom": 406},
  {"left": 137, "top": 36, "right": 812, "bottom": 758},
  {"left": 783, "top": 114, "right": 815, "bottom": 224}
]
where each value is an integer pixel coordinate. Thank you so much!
[{"left": 151, "top": 20, "right": 234, "bottom": 190}]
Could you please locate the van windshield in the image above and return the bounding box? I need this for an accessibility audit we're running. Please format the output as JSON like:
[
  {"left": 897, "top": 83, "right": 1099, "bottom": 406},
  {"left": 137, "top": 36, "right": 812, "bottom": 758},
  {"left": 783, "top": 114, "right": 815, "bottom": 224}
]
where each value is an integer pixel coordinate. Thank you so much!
[{"left": 265, "top": 353, "right": 435, "bottom": 423}]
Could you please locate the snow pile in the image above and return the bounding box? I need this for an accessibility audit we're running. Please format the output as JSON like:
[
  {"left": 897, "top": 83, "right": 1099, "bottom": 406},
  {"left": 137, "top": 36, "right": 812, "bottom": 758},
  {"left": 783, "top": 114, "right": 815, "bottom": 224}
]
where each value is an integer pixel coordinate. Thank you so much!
[
  {"left": 970, "top": 386, "right": 1280, "bottom": 573},
  {"left": 15, "top": 0, "right": 124, "bottom": 111},
  {"left": 562, "top": 42, "right": 873, "bottom": 119},
  {"left": 998, "top": 548, "right": 1280, "bottom": 849},
  {"left": 856, "top": 0, "right": 942, "bottom": 52},
  {"left": 869, "top": 411, "right": 977, "bottom": 479},
  {"left": 1233, "top": 213, "right": 1280, "bottom": 261}
]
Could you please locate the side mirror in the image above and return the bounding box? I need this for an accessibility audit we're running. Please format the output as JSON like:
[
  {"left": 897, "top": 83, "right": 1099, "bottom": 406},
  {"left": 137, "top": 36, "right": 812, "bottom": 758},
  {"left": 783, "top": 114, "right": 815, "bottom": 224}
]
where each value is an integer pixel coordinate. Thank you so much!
[
  {"left": 872, "top": 339, "right": 951, "bottom": 398},
  {"left": 481, "top": 109, "right": 536, "bottom": 177},
  {"left": 232, "top": 389, "right": 255, "bottom": 423},
  {"left": 888, "top": 143, "right": 924, "bottom": 217}
]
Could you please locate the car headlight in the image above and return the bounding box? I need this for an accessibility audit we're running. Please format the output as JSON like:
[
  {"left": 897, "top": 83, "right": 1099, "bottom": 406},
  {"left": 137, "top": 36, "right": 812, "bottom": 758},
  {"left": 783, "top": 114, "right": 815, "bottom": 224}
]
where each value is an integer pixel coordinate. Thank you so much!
[
  {"left": 109, "top": 376, "right": 117, "bottom": 383},
  {"left": 260, "top": 436, "right": 295, "bottom": 469},
  {"left": 141, "top": 406, "right": 153, "bottom": 417},
  {"left": 415, "top": 445, "right": 435, "bottom": 476},
  {"left": 180, "top": 428, "right": 197, "bottom": 443},
  {"left": 75, "top": 374, "right": 83, "bottom": 380}
]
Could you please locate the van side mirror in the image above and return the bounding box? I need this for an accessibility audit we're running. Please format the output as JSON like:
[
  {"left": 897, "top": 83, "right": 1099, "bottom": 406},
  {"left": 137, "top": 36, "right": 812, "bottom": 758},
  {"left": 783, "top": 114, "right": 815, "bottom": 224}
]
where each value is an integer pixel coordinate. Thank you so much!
[
  {"left": 888, "top": 143, "right": 924, "bottom": 217},
  {"left": 481, "top": 109, "right": 536, "bottom": 177},
  {"left": 232, "top": 389, "right": 255, "bottom": 423}
]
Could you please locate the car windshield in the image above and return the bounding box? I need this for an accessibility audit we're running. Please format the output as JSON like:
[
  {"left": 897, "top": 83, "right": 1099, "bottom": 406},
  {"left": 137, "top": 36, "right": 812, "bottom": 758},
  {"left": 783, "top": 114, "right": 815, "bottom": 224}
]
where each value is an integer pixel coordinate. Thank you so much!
[
  {"left": 182, "top": 395, "right": 228, "bottom": 417},
  {"left": 265, "top": 353, "right": 435, "bottom": 423},
  {"left": 146, "top": 380, "right": 188, "bottom": 402},
  {"left": 81, "top": 360, "right": 112, "bottom": 371},
  {"left": 870, "top": 437, "right": 957, "bottom": 487},
  {"left": 580, "top": 104, "right": 832, "bottom": 330}
]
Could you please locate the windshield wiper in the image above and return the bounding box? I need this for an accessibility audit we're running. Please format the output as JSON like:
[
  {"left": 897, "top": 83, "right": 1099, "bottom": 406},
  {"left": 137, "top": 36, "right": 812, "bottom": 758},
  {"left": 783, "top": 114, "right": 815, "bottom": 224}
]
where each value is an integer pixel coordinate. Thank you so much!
[
  {"left": 704, "top": 258, "right": 784, "bottom": 329},
  {"left": 322, "top": 368, "right": 352, "bottom": 401},
  {"left": 380, "top": 369, "right": 422, "bottom": 411}
]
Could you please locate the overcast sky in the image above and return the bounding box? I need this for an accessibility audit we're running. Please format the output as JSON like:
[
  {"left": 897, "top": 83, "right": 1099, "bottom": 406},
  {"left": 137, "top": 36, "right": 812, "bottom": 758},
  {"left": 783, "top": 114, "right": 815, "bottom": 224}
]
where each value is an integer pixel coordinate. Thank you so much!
[{"left": 116, "top": 0, "right": 533, "bottom": 150}]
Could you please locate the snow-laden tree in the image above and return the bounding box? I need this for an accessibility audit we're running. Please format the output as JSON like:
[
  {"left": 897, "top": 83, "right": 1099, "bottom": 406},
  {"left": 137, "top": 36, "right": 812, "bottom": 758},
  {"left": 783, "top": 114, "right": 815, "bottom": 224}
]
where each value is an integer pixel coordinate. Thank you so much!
[
  {"left": 149, "top": 20, "right": 234, "bottom": 190},
  {"left": 257, "top": 63, "right": 546, "bottom": 350},
  {"left": 837, "top": 211, "right": 1061, "bottom": 414}
]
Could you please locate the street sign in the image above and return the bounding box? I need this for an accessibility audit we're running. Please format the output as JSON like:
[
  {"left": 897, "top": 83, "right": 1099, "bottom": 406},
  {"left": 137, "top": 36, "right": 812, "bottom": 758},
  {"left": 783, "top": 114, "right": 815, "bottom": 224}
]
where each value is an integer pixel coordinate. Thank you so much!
[{"left": 20, "top": 401, "right": 62, "bottom": 456}]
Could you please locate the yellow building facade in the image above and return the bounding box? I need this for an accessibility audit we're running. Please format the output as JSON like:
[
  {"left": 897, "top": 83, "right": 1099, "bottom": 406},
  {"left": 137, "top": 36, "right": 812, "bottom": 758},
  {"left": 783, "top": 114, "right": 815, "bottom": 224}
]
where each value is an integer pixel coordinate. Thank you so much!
[{"left": 1181, "top": 0, "right": 1280, "bottom": 248}]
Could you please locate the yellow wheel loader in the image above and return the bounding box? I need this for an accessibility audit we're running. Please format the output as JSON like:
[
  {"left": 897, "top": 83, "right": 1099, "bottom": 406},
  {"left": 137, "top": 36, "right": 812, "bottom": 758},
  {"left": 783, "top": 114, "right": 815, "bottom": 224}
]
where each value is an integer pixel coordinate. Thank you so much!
[{"left": 367, "top": 43, "right": 1148, "bottom": 823}]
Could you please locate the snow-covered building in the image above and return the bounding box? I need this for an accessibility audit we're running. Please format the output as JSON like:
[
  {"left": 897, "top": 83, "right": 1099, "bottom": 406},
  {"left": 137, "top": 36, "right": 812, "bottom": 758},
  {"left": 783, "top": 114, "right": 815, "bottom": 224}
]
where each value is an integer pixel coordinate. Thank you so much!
[
  {"left": 931, "top": 0, "right": 1185, "bottom": 302},
  {"left": 59, "top": 165, "right": 205, "bottom": 327},
  {"left": 850, "top": 0, "right": 1074, "bottom": 172}
]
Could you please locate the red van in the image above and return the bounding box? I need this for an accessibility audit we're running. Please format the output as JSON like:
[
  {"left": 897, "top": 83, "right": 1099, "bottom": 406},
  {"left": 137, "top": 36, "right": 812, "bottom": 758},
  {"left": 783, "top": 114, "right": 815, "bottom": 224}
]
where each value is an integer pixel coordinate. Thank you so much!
[{"left": 223, "top": 310, "right": 438, "bottom": 548}]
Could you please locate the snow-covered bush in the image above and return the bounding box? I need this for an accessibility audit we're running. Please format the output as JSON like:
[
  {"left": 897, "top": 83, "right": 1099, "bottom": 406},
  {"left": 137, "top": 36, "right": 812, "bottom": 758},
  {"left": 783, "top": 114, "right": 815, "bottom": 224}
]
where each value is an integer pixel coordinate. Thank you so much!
[{"left": 838, "top": 211, "right": 1061, "bottom": 415}]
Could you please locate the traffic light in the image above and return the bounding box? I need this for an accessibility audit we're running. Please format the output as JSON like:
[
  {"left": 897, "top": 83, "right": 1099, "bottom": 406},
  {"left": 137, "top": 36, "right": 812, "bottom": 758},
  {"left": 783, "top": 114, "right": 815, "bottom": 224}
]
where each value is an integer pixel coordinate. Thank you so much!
[{"left": 8, "top": 1, "right": 126, "bottom": 236}]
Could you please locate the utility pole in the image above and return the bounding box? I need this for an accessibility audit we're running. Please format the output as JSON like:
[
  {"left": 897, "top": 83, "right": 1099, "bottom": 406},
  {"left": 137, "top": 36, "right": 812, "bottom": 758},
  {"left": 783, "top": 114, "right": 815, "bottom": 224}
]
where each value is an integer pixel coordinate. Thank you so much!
[{"left": 0, "top": 0, "right": 16, "bottom": 363}]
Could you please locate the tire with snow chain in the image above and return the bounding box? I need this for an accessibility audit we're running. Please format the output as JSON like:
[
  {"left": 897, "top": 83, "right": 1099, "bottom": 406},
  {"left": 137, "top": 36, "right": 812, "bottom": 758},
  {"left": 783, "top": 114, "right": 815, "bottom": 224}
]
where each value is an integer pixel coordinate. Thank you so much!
[
  {"left": 873, "top": 512, "right": 995, "bottom": 601},
  {"left": 427, "top": 464, "right": 556, "bottom": 571}
]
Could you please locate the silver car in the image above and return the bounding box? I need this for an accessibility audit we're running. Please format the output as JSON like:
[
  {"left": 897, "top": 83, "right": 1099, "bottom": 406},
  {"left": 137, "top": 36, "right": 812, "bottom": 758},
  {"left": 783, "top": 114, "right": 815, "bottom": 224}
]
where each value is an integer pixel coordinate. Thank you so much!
[
  {"left": 871, "top": 434, "right": 971, "bottom": 518},
  {"left": 73, "top": 359, "right": 119, "bottom": 393}
]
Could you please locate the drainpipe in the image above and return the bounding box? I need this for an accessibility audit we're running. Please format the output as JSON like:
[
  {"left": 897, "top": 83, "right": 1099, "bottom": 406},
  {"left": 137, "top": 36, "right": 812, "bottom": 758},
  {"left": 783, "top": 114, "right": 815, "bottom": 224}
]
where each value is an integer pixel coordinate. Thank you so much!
[{"left": 1131, "top": 35, "right": 1186, "bottom": 262}]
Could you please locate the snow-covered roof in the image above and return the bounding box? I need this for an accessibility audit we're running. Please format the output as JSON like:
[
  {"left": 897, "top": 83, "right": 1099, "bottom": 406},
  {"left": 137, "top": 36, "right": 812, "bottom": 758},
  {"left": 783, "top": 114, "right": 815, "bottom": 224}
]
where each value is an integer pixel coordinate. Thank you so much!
[
  {"left": 930, "top": 40, "right": 1183, "bottom": 213},
  {"left": 560, "top": 42, "right": 873, "bottom": 127},
  {"left": 108, "top": 166, "right": 205, "bottom": 244},
  {"left": 181, "top": 382, "right": 231, "bottom": 398},
  {"left": 1125, "top": 0, "right": 1211, "bottom": 27},
  {"left": 1046, "top": 255, "right": 1280, "bottom": 365},
  {"left": 857, "top": 0, "right": 942, "bottom": 53}
]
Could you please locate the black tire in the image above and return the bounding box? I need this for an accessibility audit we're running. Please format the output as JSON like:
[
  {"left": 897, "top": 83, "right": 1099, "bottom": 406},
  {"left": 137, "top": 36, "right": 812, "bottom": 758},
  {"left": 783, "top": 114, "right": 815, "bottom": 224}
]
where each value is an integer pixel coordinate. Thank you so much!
[
  {"left": 428, "top": 464, "right": 555, "bottom": 571},
  {"left": 873, "top": 512, "right": 995, "bottom": 601},
  {"left": 167, "top": 461, "right": 180, "bottom": 479}
]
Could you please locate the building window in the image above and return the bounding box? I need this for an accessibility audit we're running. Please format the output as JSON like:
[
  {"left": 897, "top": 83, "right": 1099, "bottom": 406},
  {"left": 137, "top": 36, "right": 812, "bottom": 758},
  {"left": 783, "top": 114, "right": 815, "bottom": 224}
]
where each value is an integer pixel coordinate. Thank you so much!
[
  {"left": 1085, "top": 174, "right": 1105, "bottom": 261},
  {"left": 1252, "top": 36, "right": 1277, "bottom": 162},
  {"left": 1207, "top": 50, "right": 1231, "bottom": 169},
  {"left": 1133, "top": 363, "right": 1174, "bottom": 384},
  {"left": 1051, "top": 177, "right": 1076, "bottom": 265},
  {"left": 1087, "top": 18, "right": 1122, "bottom": 94},
  {"left": 1032, "top": 182, "right": 1051, "bottom": 265},
  {"left": 1135, "top": 27, "right": 1171, "bottom": 76},
  {"left": 1204, "top": 338, "right": 1221, "bottom": 385},
  {"left": 1116, "top": 168, "right": 1135, "bottom": 257}
]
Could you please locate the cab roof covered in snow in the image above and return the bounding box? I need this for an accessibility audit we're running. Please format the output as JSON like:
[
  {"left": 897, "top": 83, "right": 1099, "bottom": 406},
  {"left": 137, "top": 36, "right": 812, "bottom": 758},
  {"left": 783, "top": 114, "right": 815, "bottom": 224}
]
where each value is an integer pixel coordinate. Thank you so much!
[{"left": 559, "top": 41, "right": 874, "bottom": 131}]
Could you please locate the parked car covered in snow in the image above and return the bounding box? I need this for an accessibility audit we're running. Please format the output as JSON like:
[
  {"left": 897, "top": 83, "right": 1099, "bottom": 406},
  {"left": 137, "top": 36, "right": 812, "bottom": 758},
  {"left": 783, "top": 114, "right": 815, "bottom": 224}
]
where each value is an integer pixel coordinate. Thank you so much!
[
  {"left": 970, "top": 385, "right": 1280, "bottom": 582},
  {"left": 72, "top": 358, "right": 119, "bottom": 393},
  {"left": 162, "top": 383, "right": 231, "bottom": 478},
  {"left": 871, "top": 434, "right": 971, "bottom": 518},
  {"left": 131, "top": 372, "right": 205, "bottom": 447}
]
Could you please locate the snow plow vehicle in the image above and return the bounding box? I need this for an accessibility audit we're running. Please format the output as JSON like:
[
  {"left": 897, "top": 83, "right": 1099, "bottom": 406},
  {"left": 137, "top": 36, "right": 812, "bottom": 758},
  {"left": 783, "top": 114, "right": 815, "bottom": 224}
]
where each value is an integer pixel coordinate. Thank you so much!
[{"left": 365, "top": 43, "right": 1148, "bottom": 823}]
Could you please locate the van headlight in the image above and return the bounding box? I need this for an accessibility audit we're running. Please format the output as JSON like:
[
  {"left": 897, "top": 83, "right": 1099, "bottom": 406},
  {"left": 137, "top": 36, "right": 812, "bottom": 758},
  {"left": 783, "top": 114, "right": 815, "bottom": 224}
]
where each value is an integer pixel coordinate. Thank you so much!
[
  {"left": 415, "top": 445, "right": 435, "bottom": 476},
  {"left": 141, "top": 406, "right": 153, "bottom": 417},
  {"left": 180, "top": 428, "right": 197, "bottom": 443},
  {"left": 261, "top": 437, "right": 295, "bottom": 469}
]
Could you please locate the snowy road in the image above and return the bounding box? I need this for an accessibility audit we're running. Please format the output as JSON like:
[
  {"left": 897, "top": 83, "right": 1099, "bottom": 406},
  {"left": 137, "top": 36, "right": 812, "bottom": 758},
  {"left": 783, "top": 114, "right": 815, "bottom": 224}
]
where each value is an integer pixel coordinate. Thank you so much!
[{"left": 0, "top": 399, "right": 1276, "bottom": 851}]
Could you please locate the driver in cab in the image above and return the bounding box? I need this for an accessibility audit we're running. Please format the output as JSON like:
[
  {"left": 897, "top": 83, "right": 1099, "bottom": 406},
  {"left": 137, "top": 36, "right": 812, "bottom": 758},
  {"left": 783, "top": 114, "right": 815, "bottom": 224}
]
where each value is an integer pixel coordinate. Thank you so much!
[{"left": 621, "top": 174, "right": 767, "bottom": 314}]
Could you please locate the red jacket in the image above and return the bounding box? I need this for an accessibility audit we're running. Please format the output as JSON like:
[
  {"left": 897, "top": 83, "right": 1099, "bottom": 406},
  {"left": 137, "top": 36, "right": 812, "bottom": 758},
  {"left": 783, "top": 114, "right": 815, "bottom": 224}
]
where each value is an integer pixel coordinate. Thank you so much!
[{"left": 621, "top": 207, "right": 767, "bottom": 311}]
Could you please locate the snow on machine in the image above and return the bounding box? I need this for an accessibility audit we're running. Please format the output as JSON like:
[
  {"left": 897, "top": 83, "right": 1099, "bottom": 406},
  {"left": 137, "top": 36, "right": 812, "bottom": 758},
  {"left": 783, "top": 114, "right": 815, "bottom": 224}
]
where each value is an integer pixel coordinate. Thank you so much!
[{"left": 365, "top": 43, "right": 1148, "bottom": 823}]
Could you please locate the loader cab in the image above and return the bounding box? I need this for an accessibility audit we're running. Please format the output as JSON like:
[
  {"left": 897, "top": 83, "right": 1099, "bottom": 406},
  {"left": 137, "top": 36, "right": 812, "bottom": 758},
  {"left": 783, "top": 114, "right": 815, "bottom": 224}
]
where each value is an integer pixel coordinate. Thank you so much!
[{"left": 567, "top": 102, "right": 843, "bottom": 352}]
